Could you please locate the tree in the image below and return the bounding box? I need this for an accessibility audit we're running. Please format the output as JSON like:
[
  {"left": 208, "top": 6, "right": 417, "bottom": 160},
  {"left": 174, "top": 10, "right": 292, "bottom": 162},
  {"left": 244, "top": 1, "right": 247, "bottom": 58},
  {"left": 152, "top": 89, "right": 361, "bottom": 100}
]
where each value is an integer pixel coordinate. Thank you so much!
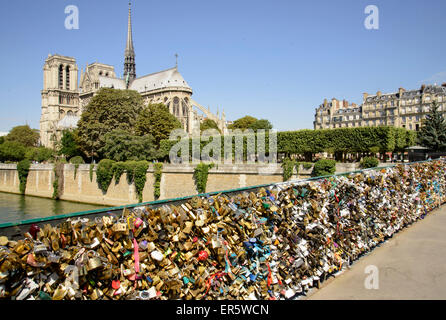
[
  {"left": 228, "top": 116, "right": 258, "bottom": 130},
  {"left": 58, "top": 130, "right": 82, "bottom": 159},
  {"left": 100, "top": 129, "right": 158, "bottom": 162},
  {"left": 5, "top": 125, "right": 39, "bottom": 147},
  {"left": 249, "top": 119, "right": 273, "bottom": 131},
  {"left": 418, "top": 101, "right": 446, "bottom": 151},
  {"left": 25, "top": 147, "right": 54, "bottom": 163},
  {"left": 135, "top": 103, "right": 182, "bottom": 148},
  {"left": 0, "top": 141, "right": 27, "bottom": 162},
  {"left": 200, "top": 119, "right": 221, "bottom": 134},
  {"left": 76, "top": 88, "right": 144, "bottom": 158},
  {"left": 0, "top": 136, "right": 5, "bottom": 145}
]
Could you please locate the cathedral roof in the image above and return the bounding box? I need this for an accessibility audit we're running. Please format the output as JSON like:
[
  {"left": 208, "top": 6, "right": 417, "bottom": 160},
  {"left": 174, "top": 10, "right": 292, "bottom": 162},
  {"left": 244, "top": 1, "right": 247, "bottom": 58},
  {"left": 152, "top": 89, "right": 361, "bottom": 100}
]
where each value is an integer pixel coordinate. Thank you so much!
[
  {"left": 57, "top": 114, "right": 80, "bottom": 129},
  {"left": 99, "top": 76, "right": 126, "bottom": 90},
  {"left": 129, "top": 67, "right": 192, "bottom": 93}
]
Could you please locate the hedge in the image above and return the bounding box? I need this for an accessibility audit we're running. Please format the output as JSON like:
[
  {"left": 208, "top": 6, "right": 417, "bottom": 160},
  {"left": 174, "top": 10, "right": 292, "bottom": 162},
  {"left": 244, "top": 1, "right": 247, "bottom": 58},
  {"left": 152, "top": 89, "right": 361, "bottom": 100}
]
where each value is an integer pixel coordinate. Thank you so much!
[{"left": 158, "top": 127, "right": 416, "bottom": 162}]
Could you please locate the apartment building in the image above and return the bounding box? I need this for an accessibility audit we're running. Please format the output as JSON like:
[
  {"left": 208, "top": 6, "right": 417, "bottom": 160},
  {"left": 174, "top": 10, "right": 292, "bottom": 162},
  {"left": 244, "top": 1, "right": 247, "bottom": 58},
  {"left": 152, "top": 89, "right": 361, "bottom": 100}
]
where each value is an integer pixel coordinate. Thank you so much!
[{"left": 314, "top": 84, "right": 446, "bottom": 131}]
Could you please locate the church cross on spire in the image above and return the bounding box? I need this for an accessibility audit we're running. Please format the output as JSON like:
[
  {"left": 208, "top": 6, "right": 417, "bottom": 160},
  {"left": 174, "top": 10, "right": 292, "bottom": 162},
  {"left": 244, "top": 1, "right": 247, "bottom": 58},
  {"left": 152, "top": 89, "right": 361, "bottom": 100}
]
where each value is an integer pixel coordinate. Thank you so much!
[{"left": 124, "top": 1, "right": 136, "bottom": 87}]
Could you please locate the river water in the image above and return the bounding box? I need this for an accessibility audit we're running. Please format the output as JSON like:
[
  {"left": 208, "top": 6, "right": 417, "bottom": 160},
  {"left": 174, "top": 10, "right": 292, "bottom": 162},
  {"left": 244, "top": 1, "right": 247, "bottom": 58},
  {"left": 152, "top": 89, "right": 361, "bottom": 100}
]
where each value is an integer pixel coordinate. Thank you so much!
[{"left": 0, "top": 192, "right": 108, "bottom": 224}]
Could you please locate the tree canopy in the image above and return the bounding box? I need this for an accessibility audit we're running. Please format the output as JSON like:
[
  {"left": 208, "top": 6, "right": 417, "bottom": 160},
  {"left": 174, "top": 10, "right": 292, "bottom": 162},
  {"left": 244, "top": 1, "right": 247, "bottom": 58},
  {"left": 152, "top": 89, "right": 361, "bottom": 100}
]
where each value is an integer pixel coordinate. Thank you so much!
[
  {"left": 76, "top": 88, "right": 144, "bottom": 158},
  {"left": 5, "top": 125, "right": 39, "bottom": 147},
  {"left": 0, "top": 141, "right": 27, "bottom": 162},
  {"left": 228, "top": 116, "right": 273, "bottom": 131},
  {"left": 418, "top": 101, "right": 446, "bottom": 151},
  {"left": 100, "top": 129, "right": 158, "bottom": 162},
  {"left": 200, "top": 119, "right": 221, "bottom": 133},
  {"left": 228, "top": 116, "right": 258, "bottom": 130},
  {"left": 135, "top": 103, "right": 183, "bottom": 148},
  {"left": 58, "top": 130, "right": 82, "bottom": 159}
]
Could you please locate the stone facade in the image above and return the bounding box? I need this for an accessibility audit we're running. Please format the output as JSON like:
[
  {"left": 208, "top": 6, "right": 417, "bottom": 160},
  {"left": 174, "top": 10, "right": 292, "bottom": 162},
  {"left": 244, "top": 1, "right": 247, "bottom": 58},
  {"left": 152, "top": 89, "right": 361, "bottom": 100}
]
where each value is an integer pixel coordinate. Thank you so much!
[
  {"left": 40, "top": 3, "right": 227, "bottom": 149},
  {"left": 314, "top": 84, "right": 446, "bottom": 131}
]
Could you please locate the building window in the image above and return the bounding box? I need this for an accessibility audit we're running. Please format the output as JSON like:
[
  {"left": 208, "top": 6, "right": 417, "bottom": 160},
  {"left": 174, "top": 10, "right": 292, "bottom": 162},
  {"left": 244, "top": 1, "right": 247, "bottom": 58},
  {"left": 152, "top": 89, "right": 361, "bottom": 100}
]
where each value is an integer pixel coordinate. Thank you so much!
[
  {"left": 173, "top": 97, "right": 180, "bottom": 116},
  {"left": 59, "top": 65, "right": 64, "bottom": 89},
  {"left": 66, "top": 66, "right": 70, "bottom": 90}
]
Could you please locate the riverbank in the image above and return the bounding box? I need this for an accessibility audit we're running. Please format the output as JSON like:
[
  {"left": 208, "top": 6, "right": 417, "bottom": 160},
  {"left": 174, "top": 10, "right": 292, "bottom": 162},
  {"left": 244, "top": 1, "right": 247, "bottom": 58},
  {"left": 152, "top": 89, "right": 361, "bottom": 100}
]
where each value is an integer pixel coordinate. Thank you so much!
[{"left": 0, "top": 162, "right": 365, "bottom": 207}]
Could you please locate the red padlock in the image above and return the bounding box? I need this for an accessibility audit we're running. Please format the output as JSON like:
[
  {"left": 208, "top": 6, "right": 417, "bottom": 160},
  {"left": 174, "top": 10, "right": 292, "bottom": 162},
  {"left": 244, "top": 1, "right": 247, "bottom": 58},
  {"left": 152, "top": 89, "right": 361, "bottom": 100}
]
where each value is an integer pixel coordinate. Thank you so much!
[
  {"left": 198, "top": 250, "right": 208, "bottom": 261},
  {"left": 29, "top": 224, "right": 40, "bottom": 240},
  {"left": 112, "top": 280, "right": 121, "bottom": 290}
]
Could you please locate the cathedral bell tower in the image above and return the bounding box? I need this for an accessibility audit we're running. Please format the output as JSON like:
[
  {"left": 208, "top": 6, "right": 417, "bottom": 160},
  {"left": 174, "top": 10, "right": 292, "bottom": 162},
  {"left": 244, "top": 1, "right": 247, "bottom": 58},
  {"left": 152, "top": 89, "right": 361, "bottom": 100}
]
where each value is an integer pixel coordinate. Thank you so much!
[
  {"left": 40, "top": 55, "right": 79, "bottom": 148},
  {"left": 124, "top": 2, "right": 136, "bottom": 88}
]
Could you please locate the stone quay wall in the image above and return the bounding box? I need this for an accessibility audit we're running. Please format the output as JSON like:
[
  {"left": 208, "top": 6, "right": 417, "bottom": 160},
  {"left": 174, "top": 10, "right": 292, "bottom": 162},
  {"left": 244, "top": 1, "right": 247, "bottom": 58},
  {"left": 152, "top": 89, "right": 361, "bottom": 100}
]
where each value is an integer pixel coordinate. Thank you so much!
[{"left": 0, "top": 163, "right": 363, "bottom": 207}]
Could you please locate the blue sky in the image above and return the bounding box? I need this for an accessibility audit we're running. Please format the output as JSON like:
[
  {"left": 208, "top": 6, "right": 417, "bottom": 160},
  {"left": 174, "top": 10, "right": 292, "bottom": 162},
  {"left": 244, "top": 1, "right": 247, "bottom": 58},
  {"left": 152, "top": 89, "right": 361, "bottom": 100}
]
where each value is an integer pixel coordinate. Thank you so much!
[{"left": 1, "top": 0, "right": 446, "bottom": 133}]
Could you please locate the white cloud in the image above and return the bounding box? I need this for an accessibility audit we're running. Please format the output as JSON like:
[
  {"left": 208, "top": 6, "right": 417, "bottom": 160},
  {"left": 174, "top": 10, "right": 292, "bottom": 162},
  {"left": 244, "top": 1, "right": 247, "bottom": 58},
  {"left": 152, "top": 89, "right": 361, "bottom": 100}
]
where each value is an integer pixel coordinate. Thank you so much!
[
  {"left": 420, "top": 71, "right": 446, "bottom": 85},
  {"left": 0, "top": 132, "right": 8, "bottom": 137}
]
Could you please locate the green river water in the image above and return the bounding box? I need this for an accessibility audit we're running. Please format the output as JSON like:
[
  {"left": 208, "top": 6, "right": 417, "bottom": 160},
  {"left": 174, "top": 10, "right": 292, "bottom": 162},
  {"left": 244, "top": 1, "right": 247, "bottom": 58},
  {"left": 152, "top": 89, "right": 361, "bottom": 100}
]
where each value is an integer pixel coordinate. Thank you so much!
[{"left": 0, "top": 192, "right": 108, "bottom": 224}]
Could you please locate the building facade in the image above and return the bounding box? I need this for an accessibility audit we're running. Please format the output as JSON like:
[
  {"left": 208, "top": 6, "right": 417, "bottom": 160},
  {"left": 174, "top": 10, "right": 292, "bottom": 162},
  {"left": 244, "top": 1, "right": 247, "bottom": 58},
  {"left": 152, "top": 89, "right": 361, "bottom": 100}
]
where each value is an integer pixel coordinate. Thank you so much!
[
  {"left": 40, "top": 3, "right": 226, "bottom": 149},
  {"left": 314, "top": 84, "right": 446, "bottom": 131}
]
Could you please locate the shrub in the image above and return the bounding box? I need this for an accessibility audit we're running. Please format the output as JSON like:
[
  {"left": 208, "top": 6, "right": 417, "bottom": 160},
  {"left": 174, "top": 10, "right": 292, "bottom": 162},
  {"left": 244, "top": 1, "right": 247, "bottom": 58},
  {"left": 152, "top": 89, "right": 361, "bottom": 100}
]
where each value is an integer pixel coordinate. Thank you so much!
[
  {"left": 312, "top": 159, "right": 336, "bottom": 177},
  {"left": 361, "top": 157, "right": 379, "bottom": 169},
  {"left": 282, "top": 158, "right": 298, "bottom": 182},
  {"left": 70, "top": 156, "right": 85, "bottom": 179},
  {"left": 193, "top": 163, "right": 215, "bottom": 194},
  {"left": 17, "top": 159, "right": 31, "bottom": 194},
  {"left": 133, "top": 161, "right": 149, "bottom": 203},
  {"left": 111, "top": 162, "right": 127, "bottom": 184},
  {"left": 96, "top": 159, "right": 115, "bottom": 193}
]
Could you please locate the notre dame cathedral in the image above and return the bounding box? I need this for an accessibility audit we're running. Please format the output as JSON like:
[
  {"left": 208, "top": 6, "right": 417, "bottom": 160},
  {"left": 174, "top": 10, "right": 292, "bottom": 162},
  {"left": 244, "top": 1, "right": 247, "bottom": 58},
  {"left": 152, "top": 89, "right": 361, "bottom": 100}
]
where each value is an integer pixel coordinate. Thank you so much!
[{"left": 40, "top": 3, "right": 227, "bottom": 148}]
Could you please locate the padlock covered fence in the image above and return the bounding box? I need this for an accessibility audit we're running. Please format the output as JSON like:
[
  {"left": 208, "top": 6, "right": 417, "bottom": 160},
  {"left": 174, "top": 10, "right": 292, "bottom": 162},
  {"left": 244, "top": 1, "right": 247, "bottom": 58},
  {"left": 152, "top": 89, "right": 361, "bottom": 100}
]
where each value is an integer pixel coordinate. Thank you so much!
[{"left": 0, "top": 159, "right": 445, "bottom": 300}]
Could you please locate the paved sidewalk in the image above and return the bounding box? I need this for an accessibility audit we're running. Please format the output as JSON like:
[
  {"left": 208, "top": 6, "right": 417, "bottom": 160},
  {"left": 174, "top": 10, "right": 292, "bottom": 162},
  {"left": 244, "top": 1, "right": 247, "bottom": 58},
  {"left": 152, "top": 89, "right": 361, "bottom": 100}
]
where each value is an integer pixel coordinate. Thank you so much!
[{"left": 307, "top": 205, "right": 446, "bottom": 300}]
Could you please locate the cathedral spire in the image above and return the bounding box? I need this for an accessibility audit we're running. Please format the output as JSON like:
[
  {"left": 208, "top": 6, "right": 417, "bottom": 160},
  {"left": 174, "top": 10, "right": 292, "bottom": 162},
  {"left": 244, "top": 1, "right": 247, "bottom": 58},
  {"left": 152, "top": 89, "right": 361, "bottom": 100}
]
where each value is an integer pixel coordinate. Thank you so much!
[{"left": 124, "top": 1, "right": 136, "bottom": 87}]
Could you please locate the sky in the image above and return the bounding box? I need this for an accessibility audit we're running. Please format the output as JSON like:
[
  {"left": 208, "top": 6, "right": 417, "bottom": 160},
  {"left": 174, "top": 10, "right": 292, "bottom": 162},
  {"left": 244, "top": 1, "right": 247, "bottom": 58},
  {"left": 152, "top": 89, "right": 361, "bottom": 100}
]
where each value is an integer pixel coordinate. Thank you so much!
[{"left": 1, "top": 0, "right": 446, "bottom": 133}]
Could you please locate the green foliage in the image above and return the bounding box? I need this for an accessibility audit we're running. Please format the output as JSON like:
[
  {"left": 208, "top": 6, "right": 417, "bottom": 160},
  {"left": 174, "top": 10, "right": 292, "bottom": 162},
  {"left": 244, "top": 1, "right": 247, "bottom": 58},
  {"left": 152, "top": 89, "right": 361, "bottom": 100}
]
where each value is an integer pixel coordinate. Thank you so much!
[
  {"left": 156, "top": 127, "right": 415, "bottom": 163},
  {"left": 133, "top": 161, "right": 150, "bottom": 203},
  {"left": 418, "top": 101, "right": 446, "bottom": 151},
  {"left": 153, "top": 163, "right": 163, "bottom": 200},
  {"left": 200, "top": 119, "right": 221, "bottom": 134},
  {"left": 96, "top": 159, "right": 115, "bottom": 193},
  {"left": 89, "top": 164, "right": 94, "bottom": 182},
  {"left": 59, "top": 130, "right": 82, "bottom": 158},
  {"left": 5, "top": 125, "right": 39, "bottom": 147},
  {"left": 101, "top": 129, "right": 157, "bottom": 162},
  {"left": 76, "top": 88, "right": 144, "bottom": 158},
  {"left": 0, "top": 141, "right": 27, "bottom": 162},
  {"left": 361, "top": 157, "right": 379, "bottom": 169},
  {"left": 281, "top": 158, "right": 298, "bottom": 182},
  {"left": 111, "top": 162, "right": 126, "bottom": 184},
  {"left": 0, "top": 136, "right": 4, "bottom": 145},
  {"left": 249, "top": 119, "right": 273, "bottom": 131},
  {"left": 25, "top": 147, "right": 54, "bottom": 163},
  {"left": 193, "top": 163, "right": 215, "bottom": 194},
  {"left": 17, "top": 159, "right": 31, "bottom": 194},
  {"left": 70, "top": 156, "right": 85, "bottom": 179},
  {"left": 228, "top": 116, "right": 258, "bottom": 130},
  {"left": 312, "top": 159, "right": 336, "bottom": 177},
  {"left": 135, "top": 103, "right": 183, "bottom": 148},
  {"left": 300, "top": 162, "right": 314, "bottom": 170}
]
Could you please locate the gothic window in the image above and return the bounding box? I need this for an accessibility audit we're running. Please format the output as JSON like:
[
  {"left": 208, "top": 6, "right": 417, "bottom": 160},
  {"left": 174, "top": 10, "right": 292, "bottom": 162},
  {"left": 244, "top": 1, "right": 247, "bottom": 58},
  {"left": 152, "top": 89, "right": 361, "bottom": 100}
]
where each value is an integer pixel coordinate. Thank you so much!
[
  {"left": 67, "top": 111, "right": 74, "bottom": 117},
  {"left": 173, "top": 97, "right": 180, "bottom": 116},
  {"left": 66, "top": 66, "right": 70, "bottom": 90},
  {"left": 182, "top": 100, "right": 187, "bottom": 117},
  {"left": 59, "top": 65, "right": 64, "bottom": 89}
]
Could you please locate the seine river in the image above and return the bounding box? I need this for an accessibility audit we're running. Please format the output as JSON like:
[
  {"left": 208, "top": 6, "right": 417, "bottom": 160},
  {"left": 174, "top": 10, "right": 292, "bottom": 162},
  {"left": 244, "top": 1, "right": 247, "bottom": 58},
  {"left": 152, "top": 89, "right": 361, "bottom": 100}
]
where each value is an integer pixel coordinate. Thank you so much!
[{"left": 0, "top": 192, "right": 107, "bottom": 224}]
